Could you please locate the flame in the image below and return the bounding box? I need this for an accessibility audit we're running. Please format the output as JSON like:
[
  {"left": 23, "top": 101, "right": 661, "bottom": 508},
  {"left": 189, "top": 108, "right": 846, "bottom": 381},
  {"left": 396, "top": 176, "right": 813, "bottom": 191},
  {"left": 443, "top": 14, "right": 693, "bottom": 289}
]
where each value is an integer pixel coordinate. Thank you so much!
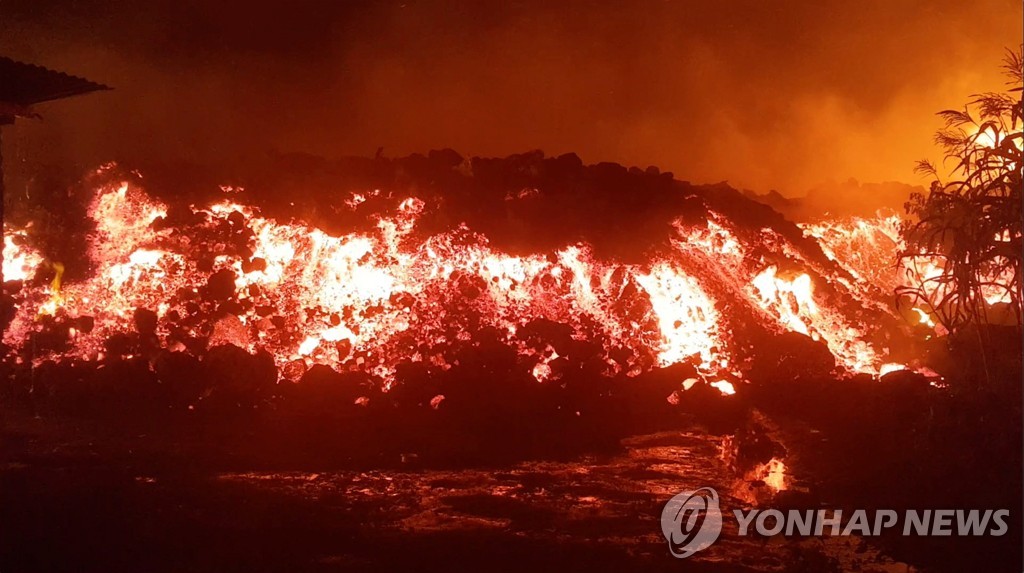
[{"left": 37, "top": 262, "right": 66, "bottom": 317}]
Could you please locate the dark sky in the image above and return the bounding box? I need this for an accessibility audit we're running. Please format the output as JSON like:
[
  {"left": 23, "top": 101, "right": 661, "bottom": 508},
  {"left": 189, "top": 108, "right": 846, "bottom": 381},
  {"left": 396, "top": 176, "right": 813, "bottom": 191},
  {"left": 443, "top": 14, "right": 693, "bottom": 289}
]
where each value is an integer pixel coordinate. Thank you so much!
[{"left": 1, "top": 0, "right": 1020, "bottom": 194}]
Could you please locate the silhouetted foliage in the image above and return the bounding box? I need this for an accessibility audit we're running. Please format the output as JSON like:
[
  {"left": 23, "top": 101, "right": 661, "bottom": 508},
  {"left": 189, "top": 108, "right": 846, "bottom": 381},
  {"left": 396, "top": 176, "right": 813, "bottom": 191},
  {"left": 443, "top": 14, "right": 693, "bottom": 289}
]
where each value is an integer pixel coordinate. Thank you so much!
[{"left": 899, "top": 47, "right": 1023, "bottom": 330}]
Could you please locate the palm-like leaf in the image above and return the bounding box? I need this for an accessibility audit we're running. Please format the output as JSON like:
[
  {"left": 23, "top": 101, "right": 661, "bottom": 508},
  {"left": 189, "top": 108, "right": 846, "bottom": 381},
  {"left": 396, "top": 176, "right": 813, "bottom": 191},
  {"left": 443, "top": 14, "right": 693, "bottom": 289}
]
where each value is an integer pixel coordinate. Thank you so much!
[{"left": 900, "top": 46, "right": 1023, "bottom": 331}]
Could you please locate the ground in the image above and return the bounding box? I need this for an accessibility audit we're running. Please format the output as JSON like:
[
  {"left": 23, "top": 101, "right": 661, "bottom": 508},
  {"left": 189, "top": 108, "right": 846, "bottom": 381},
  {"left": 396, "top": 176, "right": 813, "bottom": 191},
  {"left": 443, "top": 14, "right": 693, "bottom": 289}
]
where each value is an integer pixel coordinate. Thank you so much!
[{"left": 5, "top": 399, "right": 1003, "bottom": 573}]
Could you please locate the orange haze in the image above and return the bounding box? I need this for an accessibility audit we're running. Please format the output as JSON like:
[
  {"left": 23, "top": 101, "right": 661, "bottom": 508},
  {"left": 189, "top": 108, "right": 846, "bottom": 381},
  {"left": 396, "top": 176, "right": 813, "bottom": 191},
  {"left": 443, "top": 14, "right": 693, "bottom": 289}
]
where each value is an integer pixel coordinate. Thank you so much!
[{"left": 1, "top": 0, "right": 1020, "bottom": 195}]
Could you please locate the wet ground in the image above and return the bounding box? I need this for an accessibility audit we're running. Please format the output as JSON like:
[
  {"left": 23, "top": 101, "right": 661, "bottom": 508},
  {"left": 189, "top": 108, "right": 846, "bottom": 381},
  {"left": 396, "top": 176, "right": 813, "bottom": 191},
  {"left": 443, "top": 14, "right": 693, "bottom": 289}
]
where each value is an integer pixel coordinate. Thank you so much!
[{"left": 0, "top": 413, "right": 910, "bottom": 573}]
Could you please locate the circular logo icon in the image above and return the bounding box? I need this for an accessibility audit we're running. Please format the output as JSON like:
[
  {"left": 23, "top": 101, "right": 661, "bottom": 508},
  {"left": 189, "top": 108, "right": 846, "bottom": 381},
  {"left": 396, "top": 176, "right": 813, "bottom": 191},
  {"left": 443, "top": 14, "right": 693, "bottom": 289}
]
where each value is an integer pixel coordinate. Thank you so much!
[{"left": 660, "top": 487, "right": 723, "bottom": 558}]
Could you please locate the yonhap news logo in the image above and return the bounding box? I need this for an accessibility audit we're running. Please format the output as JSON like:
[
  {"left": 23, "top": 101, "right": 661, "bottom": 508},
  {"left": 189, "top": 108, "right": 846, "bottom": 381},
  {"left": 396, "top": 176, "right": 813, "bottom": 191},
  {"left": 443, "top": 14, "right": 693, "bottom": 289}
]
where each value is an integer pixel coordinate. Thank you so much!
[
  {"left": 660, "top": 487, "right": 723, "bottom": 558},
  {"left": 660, "top": 486, "right": 1010, "bottom": 559}
]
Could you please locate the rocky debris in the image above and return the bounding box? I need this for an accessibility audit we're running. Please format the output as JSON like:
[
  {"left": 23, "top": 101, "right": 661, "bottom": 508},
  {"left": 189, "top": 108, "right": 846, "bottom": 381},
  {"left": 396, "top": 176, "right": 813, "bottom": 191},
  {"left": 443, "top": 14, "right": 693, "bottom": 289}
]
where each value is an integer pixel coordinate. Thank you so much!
[
  {"left": 203, "top": 269, "right": 238, "bottom": 302},
  {"left": 203, "top": 344, "right": 277, "bottom": 408},
  {"left": 748, "top": 331, "right": 837, "bottom": 384}
]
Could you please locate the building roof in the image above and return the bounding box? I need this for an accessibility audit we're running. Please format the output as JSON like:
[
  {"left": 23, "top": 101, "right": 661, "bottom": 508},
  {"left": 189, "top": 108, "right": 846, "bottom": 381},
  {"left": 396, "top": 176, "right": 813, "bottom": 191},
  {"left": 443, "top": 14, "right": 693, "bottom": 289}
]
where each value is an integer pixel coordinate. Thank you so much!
[{"left": 0, "top": 56, "right": 109, "bottom": 107}]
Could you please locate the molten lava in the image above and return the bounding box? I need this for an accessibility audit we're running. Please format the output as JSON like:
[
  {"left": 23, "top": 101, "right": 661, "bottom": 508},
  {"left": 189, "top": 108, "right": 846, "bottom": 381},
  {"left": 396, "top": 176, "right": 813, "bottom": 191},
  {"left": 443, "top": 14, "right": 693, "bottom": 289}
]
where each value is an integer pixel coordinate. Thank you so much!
[
  {"left": 2, "top": 169, "right": 952, "bottom": 395},
  {"left": 804, "top": 211, "right": 1017, "bottom": 332}
]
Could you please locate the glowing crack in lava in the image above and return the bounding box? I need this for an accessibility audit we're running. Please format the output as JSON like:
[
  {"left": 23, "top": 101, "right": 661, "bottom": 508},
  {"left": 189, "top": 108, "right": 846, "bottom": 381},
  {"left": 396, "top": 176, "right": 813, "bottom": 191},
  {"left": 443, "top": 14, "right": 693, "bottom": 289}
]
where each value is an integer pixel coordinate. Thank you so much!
[
  {"left": 3, "top": 176, "right": 917, "bottom": 394},
  {"left": 800, "top": 212, "right": 904, "bottom": 295},
  {"left": 804, "top": 212, "right": 1018, "bottom": 332}
]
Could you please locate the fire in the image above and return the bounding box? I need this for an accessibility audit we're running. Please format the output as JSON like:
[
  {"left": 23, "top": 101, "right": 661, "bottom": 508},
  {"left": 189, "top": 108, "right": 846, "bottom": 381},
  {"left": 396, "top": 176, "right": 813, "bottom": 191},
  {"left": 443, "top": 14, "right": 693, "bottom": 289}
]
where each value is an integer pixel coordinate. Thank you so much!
[
  {"left": 898, "top": 251, "right": 1017, "bottom": 320},
  {"left": 38, "top": 262, "right": 65, "bottom": 317},
  {"left": 911, "top": 307, "right": 935, "bottom": 327},
  {"left": 634, "top": 264, "right": 721, "bottom": 369},
  {"left": 751, "top": 267, "right": 816, "bottom": 336},
  {"left": 878, "top": 363, "right": 908, "bottom": 377},
  {"left": 750, "top": 458, "right": 787, "bottom": 492},
  {"left": 3, "top": 231, "right": 44, "bottom": 282},
  {"left": 708, "top": 380, "right": 736, "bottom": 396},
  {"left": 801, "top": 212, "right": 903, "bottom": 295},
  {"left": 806, "top": 211, "right": 1017, "bottom": 333},
  {"left": 2, "top": 173, "right": 924, "bottom": 391}
]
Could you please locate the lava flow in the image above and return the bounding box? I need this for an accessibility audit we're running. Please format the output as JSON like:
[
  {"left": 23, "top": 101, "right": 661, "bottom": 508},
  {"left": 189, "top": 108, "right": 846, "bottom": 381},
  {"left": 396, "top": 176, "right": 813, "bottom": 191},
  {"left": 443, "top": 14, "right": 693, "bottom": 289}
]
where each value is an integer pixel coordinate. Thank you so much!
[
  {"left": 804, "top": 211, "right": 1019, "bottom": 332},
  {"left": 1, "top": 163, "right": 924, "bottom": 399}
]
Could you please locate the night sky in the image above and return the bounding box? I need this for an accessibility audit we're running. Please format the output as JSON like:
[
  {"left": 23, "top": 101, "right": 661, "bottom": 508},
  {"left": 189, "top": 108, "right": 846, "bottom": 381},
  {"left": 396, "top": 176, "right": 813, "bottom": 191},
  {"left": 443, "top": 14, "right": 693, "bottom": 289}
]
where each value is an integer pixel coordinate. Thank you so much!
[{"left": 1, "top": 0, "right": 1020, "bottom": 194}]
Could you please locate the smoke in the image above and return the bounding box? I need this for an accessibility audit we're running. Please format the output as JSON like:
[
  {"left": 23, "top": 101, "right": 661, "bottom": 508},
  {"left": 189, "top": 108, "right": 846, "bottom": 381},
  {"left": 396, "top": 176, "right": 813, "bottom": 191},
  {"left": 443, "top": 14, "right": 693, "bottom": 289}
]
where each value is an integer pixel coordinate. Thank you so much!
[{"left": 1, "top": 0, "right": 1020, "bottom": 196}]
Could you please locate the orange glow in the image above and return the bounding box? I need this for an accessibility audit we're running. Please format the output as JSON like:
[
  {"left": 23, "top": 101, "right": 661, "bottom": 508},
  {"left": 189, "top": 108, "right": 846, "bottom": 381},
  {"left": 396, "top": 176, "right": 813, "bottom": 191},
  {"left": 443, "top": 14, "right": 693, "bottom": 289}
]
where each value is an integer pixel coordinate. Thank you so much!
[
  {"left": 807, "top": 211, "right": 1017, "bottom": 335},
  {"left": 635, "top": 264, "right": 721, "bottom": 369},
  {"left": 802, "top": 212, "right": 904, "bottom": 295},
  {"left": 911, "top": 307, "right": 935, "bottom": 327},
  {"left": 708, "top": 380, "right": 736, "bottom": 396},
  {"left": 878, "top": 363, "right": 908, "bottom": 377},
  {"left": 751, "top": 267, "right": 816, "bottom": 336},
  {"left": 750, "top": 458, "right": 787, "bottom": 492},
  {"left": 1, "top": 177, "right": 927, "bottom": 385},
  {"left": 3, "top": 231, "right": 44, "bottom": 282}
]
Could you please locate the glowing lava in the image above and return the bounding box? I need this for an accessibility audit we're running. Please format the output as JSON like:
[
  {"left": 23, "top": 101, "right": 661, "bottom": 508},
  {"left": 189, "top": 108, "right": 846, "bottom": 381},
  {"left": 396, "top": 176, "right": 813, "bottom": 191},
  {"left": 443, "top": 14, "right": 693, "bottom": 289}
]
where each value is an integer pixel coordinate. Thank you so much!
[{"left": 2, "top": 174, "right": 924, "bottom": 390}]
